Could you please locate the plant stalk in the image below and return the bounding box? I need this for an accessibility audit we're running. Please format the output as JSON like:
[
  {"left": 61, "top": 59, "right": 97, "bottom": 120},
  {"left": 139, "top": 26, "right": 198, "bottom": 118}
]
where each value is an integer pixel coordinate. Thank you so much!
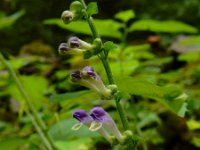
[
  {"left": 78, "top": 0, "right": 135, "bottom": 143},
  {"left": 0, "top": 53, "right": 55, "bottom": 150}
]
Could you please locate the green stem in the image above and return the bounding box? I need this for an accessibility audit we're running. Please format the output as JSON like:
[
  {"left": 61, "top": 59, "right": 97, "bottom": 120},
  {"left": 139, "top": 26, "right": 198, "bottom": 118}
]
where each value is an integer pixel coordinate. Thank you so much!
[
  {"left": 99, "top": 54, "right": 114, "bottom": 84},
  {"left": 78, "top": 0, "right": 130, "bottom": 135},
  {"left": 0, "top": 53, "right": 55, "bottom": 150},
  {"left": 25, "top": 109, "right": 53, "bottom": 150},
  {"left": 116, "top": 101, "right": 129, "bottom": 130},
  {"left": 77, "top": 1, "right": 138, "bottom": 148}
]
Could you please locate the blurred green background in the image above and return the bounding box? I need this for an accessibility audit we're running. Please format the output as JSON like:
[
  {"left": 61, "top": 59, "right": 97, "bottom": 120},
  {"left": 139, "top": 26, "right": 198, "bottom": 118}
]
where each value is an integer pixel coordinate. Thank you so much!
[{"left": 1, "top": 0, "right": 200, "bottom": 150}]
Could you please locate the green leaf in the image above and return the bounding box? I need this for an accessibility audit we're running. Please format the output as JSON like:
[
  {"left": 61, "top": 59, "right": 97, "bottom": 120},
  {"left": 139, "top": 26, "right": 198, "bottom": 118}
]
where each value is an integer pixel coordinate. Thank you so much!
[
  {"left": 50, "top": 90, "right": 90, "bottom": 103},
  {"left": 141, "top": 129, "right": 164, "bottom": 144},
  {"left": 49, "top": 119, "right": 98, "bottom": 140},
  {"left": 7, "top": 75, "right": 48, "bottom": 110},
  {"left": 55, "top": 138, "right": 92, "bottom": 150},
  {"left": 104, "top": 41, "right": 118, "bottom": 51},
  {"left": 116, "top": 76, "right": 188, "bottom": 117},
  {"left": 187, "top": 119, "right": 200, "bottom": 131},
  {"left": 103, "top": 41, "right": 118, "bottom": 57},
  {"left": 191, "top": 137, "right": 200, "bottom": 148},
  {"left": 115, "top": 9, "right": 135, "bottom": 22},
  {"left": 44, "top": 19, "right": 122, "bottom": 39},
  {"left": 110, "top": 60, "right": 139, "bottom": 76},
  {"left": 86, "top": 2, "right": 98, "bottom": 16},
  {"left": 171, "top": 35, "right": 200, "bottom": 54},
  {"left": 0, "top": 138, "right": 27, "bottom": 150},
  {"left": 129, "top": 19, "right": 198, "bottom": 33},
  {"left": 178, "top": 51, "right": 200, "bottom": 62},
  {"left": 0, "top": 10, "right": 24, "bottom": 29}
]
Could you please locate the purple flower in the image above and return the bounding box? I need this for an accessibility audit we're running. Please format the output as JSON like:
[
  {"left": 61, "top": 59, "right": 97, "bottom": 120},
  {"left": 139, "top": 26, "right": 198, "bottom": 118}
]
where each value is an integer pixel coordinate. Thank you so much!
[
  {"left": 72, "top": 109, "right": 112, "bottom": 143},
  {"left": 70, "top": 70, "right": 82, "bottom": 81},
  {"left": 89, "top": 107, "right": 123, "bottom": 142},
  {"left": 72, "top": 109, "right": 93, "bottom": 131},
  {"left": 82, "top": 66, "right": 98, "bottom": 79},
  {"left": 70, "top": 66, "right": 111, "bottom": 98},
  {"left": 73, "top": 110, "right": 93, "bottom": 123}
]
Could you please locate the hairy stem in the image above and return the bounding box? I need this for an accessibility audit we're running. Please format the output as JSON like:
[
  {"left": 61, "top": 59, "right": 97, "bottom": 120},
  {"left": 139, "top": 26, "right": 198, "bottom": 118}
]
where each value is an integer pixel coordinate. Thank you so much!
[{"left": 0, "top": 53, "right": 55, "bottom": 150}]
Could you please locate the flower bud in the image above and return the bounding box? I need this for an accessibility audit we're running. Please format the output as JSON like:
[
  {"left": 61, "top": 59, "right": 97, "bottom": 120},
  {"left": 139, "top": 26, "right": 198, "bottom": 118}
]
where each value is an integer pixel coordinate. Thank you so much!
[
  {"left": 58, "top": 43, "right": 69, "bottom": 55},
  {"left": 68, "top": 37, "right": 94, "bottom": 51},
  {"left": 61, "top": 10, "right": 74, "bottom": 24},
  {"left": 69, "top": 1, "right": 83, "bottom": 21},
  {"left": 70, "top": 1, "right": 82, "bottom": 12},
  {"left": 70, "top": 70, "right": 82, "bottom": 82}
]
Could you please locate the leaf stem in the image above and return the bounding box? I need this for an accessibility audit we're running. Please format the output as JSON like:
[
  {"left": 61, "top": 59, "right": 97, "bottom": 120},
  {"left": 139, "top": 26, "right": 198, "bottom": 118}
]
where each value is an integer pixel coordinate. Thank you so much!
[{"left": 0, "top": 53, "right": 55, "bottom": 150}]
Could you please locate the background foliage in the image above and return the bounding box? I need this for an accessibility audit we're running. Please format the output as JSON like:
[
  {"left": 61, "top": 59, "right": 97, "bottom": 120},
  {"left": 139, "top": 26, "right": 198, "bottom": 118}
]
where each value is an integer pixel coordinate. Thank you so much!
[{"left": 0, "top": 0, "right": 200, "bottom": 150}]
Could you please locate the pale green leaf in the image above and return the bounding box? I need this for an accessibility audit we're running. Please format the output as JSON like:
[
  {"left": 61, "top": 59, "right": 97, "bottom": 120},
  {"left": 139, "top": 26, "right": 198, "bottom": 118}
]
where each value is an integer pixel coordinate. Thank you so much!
[
  {"left": 49, "top": 119, "right": 98, "bottom": 140},
  {"left": 44, "top": 19, "right": 122, "bottom": 38},
  {"left": 50, "top": 90, "right": 90, "bottom": 103},
  {"left": 129, "top": 19, "right": 198, "bottom": 33},
  {"left": 116, "top": 76, "right": 188, "bottom": 117},
  {"left": 0, "top": 138, "right": 27, "bottom": 150},
  {"left": 115, "top": 9, "right": 135, "bottom": 22}
]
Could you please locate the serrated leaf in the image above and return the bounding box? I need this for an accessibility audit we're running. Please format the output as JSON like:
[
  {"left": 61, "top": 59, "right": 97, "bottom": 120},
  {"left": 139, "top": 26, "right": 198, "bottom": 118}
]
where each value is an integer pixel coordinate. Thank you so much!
[
  {"left": 116, "top": 76, "right": 187, "bottom": 117},
  {"left": 86, "top": 2, "right": 98, "bottom": 16},
  {"left": 44, "top": 19, "right": 122, "bottom": 39},
  {"left": 115, "top": 9, "right": 135, "bottom": 22},
  {"left": 129, "top": 19, "right": 198, "bottom": 33}
]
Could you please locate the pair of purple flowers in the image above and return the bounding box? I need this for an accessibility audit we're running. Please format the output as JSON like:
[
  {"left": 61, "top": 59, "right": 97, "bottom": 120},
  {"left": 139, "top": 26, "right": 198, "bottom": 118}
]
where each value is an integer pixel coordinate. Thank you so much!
[{"left": 72, "top": 107, "right": 123, "bottom": 143}]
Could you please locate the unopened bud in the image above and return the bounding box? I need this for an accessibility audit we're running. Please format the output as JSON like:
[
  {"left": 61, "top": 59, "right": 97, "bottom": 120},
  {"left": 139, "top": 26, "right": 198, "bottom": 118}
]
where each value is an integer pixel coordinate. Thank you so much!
[
  {"left": 58, "top": 43, "right": 69, "bottom": 55},
  {"left": 68, "top": 37, "right": 94, "bottom": 51},
  {"left": 68, "top": 37, "right": 81, "bottom": 48},
  {"left": 61, "top": 10, "right": 74, "bottom": 24},
  {"left": 70, "top": 1, "right": 82, "bottom": 12}
]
